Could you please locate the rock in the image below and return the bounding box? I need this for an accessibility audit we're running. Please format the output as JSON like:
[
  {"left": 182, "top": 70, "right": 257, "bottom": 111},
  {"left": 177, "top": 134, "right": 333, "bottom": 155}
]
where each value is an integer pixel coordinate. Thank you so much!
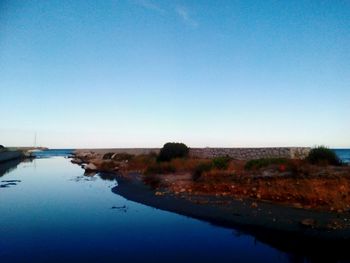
[
  {"left": 103, "top": 152, "right": 114, "bottom": 160},
  {"left": 326, "top": 219, "right": 343, "bottom": 230},
  {"left": 251, "top": 202, "right": 258, "bottom": 208},
  {"left": 293, "top": 203, "right": 303, "bottom": 209},
  {"left": 84, "top": 163, "right": 98, "bottom": 172},
  {"left": 300, "top": 218, "right": 316, "bottom": 228}
]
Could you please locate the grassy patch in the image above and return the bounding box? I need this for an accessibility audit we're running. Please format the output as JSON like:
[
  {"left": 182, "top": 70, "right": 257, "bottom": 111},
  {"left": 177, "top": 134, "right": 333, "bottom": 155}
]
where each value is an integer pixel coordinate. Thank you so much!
[
  {"left": 192, "top": 162, "right": 213, "bottom": 181},
  {"left": 145, "top": 163, "right": 176, "bottom": 175},
  {"left": 244, "top": 158, "right": 288, "bottom": 170},
  {"left": 212, "top": 156, "right": 231, "bottom": 170}
]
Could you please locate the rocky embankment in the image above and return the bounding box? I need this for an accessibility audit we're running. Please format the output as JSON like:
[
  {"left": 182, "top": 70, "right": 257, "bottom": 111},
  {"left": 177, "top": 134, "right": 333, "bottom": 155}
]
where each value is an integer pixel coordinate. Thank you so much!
[{"left": 71, "top": 150, "right": 131, "bottom": 173}]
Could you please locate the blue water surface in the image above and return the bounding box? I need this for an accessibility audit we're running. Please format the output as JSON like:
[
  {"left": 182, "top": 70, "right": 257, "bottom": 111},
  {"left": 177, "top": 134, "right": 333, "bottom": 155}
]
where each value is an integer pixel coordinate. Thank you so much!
[{"left": 334, "top": 149, "right": 350, "bottom": 164}]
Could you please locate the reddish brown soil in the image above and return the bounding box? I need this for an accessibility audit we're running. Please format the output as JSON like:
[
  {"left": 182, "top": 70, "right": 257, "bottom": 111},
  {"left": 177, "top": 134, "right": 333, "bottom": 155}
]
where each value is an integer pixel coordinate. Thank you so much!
[{"left": 73, "top": 151, "right": 350, "bottom": 213}]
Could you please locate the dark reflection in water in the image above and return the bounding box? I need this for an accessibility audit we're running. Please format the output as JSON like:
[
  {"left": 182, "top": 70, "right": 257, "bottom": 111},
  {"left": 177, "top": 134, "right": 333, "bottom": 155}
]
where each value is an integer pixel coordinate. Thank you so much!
[
  {"left": 0, "top": 156, "right": 349, "bottom": 263},
  {"left": 0, "top": 158, "right": 23, "bottom": 177}
]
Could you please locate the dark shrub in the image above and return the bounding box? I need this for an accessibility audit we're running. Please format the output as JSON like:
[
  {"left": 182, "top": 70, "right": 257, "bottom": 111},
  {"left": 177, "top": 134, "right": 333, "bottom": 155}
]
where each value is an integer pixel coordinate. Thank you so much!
[
  {"left": 0, "top": 145, "right": 4, "bottom": 149},
  {"left": 212, "top": 156, "right": 231, "bottom": 170},
  {"left": 157, "top": 142, "right": 189, "bottom": 162},
  {"left": 306, "top": 146, "right": 341, "bottom": 166},
  {"left": 192, "top": 162, "right": 212, "bottom": 181},
  {"left": 98, "top": 160, "right": 118, "bottom": 172},
  {"left": 245, "top": 158, "right": 288, "bottom": 170}
]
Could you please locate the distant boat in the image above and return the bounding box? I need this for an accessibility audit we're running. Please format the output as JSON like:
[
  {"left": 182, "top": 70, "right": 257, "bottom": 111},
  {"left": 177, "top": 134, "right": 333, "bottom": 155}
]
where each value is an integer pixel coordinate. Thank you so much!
[{"left": 24, "top": 134, "right": 45, "bottom": 157}]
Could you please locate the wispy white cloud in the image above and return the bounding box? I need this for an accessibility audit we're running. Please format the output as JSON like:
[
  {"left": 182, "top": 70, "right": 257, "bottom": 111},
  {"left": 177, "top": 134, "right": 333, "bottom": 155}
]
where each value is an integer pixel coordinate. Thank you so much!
[
  {"left": 175, "top": 6, "right": 198, "bottom": 28},
  {"left": 133, "top": 0, "right": 165, "bottom": 14},
  {"left": 131, "top": 1, "right": 198, "bottom": 28}
]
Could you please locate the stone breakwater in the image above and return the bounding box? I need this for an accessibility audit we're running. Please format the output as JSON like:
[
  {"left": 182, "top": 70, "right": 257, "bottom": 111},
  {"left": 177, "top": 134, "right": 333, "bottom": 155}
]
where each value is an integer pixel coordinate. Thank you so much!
[
  {"left": 75, "top": 147, "right": 311, "bottom": 160},
  {"left": 189, "top": 147, "right": 311, "bottom": 160}
]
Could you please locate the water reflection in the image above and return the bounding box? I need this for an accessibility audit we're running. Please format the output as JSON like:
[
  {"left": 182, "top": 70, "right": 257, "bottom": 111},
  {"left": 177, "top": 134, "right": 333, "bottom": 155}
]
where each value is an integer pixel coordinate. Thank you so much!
[{"left": 0, "top": 158, "right": 23, "bottom": 177}]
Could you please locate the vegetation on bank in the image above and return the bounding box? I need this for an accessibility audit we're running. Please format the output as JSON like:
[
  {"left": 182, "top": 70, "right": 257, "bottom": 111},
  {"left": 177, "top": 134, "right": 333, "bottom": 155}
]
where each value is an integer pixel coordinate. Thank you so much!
[
  {"left": 157, "top": 142, "right": 189, "bottom": 162},
  {"left": 73, "top": 144, "right": 350, "bottom": 212},
  {"left": 244, "top": 158, "right": 288, "bottom": 170},
  {"left": 192, "top": 162, "right": 213, "bottom": 181},
  {"left": 306, "top": 146, "right": 341, "bottom": 166},
  {"left": 95, "top": 145, "right": 344, "bottom": 180}
]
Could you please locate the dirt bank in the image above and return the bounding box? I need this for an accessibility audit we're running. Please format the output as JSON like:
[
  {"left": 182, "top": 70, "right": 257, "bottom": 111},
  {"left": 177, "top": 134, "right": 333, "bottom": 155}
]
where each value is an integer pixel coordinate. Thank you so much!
[{"left": 111, "top": 173, "right": 350, "bottom": 260}]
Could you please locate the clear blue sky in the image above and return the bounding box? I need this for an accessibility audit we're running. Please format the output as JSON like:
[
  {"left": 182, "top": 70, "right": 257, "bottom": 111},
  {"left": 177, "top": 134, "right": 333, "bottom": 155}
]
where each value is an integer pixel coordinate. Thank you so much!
[{"left": 1, "top": 0, "right": 349, "bottom": 148}]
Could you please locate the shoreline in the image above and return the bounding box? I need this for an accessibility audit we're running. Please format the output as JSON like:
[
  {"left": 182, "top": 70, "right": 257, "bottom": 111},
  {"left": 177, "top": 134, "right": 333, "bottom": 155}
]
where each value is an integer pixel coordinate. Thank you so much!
[
  {"left": 111, "top": 173, "right": 350, "bottom": 258},
  {"left": 70, "top": 147, "right": 350, "bottom": 256}
]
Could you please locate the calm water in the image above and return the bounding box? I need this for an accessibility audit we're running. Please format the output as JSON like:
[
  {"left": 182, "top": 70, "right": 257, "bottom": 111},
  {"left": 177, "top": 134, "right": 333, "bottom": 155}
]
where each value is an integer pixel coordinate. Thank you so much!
[
  {"left": 334, "top": 149, "right": 350, "bottom": 164},
  {"left": 0, "top": 150, "right": 349, "bottom": 262}
]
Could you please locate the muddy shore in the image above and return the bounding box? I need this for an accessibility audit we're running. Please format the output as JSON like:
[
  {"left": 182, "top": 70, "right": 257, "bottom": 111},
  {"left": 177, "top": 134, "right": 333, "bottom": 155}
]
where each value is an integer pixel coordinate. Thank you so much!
[{"left": 111, "top": 173, "right": 350, "bottom": 259}]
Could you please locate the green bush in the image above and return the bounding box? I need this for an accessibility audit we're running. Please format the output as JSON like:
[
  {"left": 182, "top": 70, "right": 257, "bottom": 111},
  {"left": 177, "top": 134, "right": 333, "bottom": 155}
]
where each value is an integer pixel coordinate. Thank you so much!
[
  {"left": 212, "top": 156, "right": 231, "bottom": 170},
  {"left": 245, "top": 158, "right": 288, "bottom": 170},
  {"left": 306, "top": 146, "right": 341, "bottom": 166},
  {"left": 157, "top": 142, "right": 189, "bottom": 162},
  {"left": 192, "top": 162, "right": 212, "bottom": 181}
]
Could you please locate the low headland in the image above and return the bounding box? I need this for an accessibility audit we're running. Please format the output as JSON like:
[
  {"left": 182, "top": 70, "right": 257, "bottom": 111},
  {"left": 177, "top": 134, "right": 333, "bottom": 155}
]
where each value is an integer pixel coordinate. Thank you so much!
[
  {"left": 0, "top": 145, "right": 48, "bottom": 163},
  {"left": 0, "top": 145, "right": 25, "bottom": 163},
  {"left": 70, "top": 143, "right": 350, "bottom": 248}
]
